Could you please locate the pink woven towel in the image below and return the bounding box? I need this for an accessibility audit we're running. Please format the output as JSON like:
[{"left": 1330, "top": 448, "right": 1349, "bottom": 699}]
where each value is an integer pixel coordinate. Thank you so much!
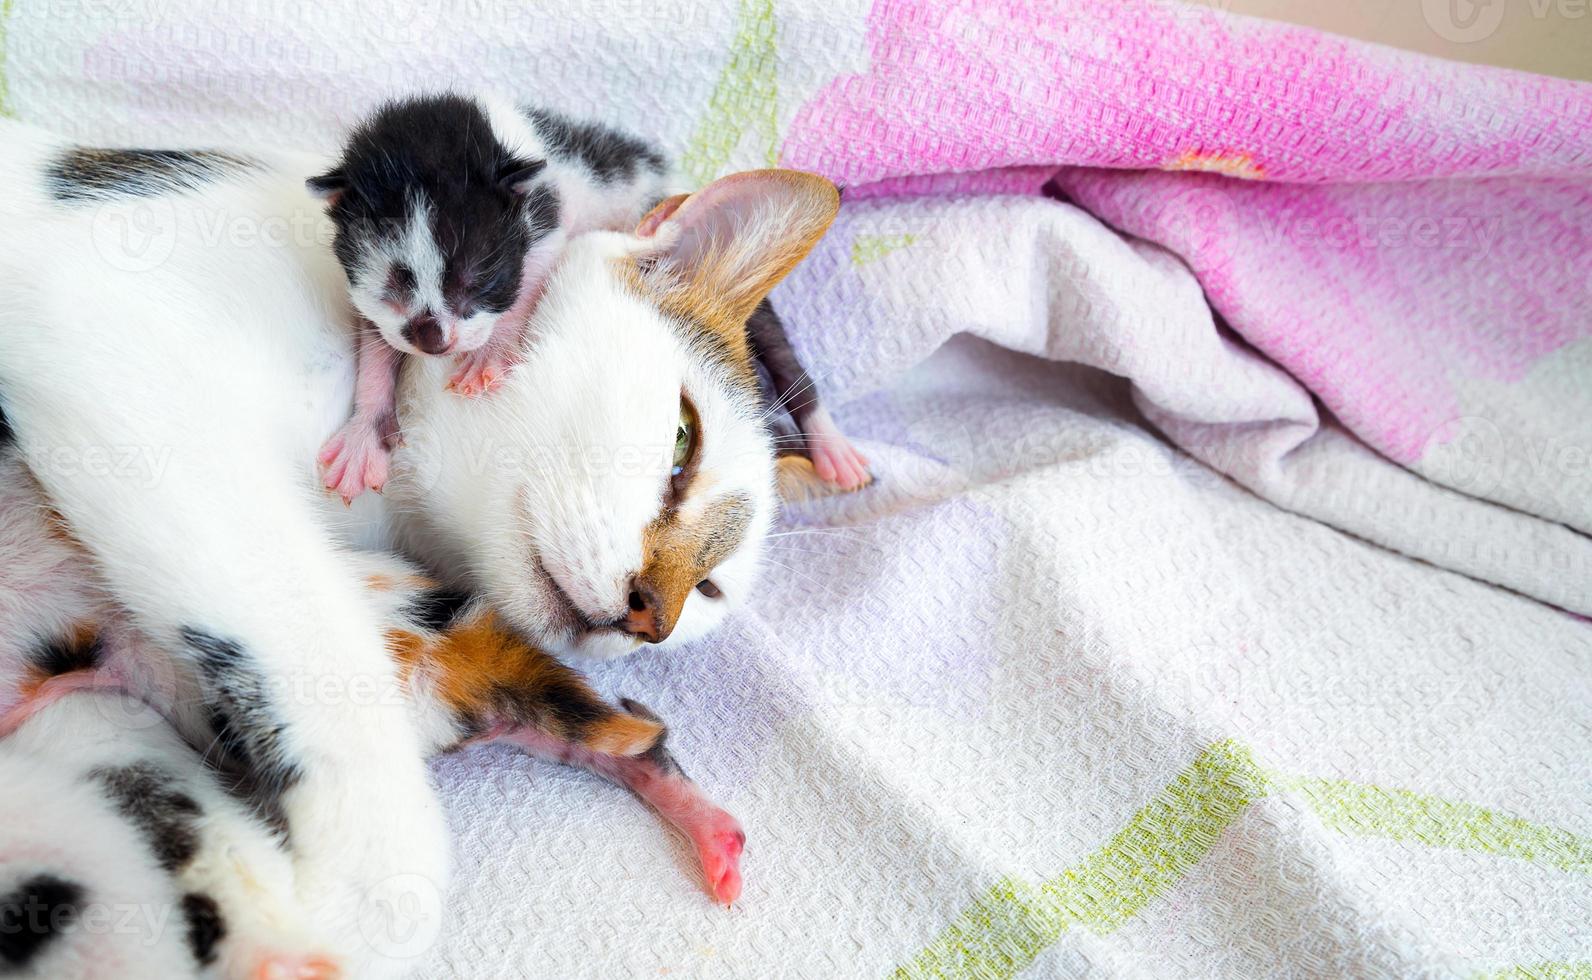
[{"left": 781, "top": 0, "right": 1592, "bottom": 492}]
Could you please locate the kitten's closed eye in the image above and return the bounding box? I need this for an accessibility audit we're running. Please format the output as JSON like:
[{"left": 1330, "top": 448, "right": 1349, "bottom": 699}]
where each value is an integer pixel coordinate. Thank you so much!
[
  {"left": 386, "top": 264, "right": 416, "bottom": 296},
  {"left": 474, "top": 268, "right": 514, "bottom": 299}
]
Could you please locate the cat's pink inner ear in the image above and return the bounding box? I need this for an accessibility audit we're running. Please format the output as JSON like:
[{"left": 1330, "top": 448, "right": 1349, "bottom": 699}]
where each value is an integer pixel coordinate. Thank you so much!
[
  {"left": 636, "top": 193, "right": 688, "bottom": 238},
  {"left": 638, "top": 170, "right": 840, "bottom": 325},
  {"left": 652, "top": 172, "right": 817, "bottom": 265}
]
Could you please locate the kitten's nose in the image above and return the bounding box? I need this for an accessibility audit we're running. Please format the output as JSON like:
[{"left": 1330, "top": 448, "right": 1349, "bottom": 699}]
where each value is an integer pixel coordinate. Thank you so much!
[
  {"left": 402, "top": 313, "right": 450, "bottom": 355},
  {"left": 622, "top": 578, "right": 667, "bottom": 644}
]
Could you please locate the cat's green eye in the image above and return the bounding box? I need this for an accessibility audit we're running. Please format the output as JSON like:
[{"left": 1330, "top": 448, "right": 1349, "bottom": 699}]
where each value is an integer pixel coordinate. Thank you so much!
[{"left": 672, "top": 400, "right": 697, "bottom": 476}]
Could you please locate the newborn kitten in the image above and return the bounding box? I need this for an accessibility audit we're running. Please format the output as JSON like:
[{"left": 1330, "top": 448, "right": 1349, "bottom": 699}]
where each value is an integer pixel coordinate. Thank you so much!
[{"left": 309, "top": 93, "right": 869, "bottom": 503}]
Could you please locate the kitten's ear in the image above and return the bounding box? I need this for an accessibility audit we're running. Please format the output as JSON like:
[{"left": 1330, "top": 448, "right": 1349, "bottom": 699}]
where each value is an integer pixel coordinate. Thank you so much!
[
  {"left": 497, "top": 158, "right": 547, "bottom": 196},
  {"left": 306, "top": 170, "right": 348, "bottom": 205},
  {"left": 633, "top": 170, "right": 839, "bottom": 329}
]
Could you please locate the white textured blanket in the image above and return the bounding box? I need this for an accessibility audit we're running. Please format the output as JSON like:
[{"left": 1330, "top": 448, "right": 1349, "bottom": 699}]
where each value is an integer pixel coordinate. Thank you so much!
[{"left": 2, "top": 1, "right": 1587, "bottom": 976}]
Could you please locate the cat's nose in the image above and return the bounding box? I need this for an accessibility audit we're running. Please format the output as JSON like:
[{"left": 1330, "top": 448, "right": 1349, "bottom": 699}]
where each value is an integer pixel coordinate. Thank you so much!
[
  {"left": 622, "top": 578, "right": 667, "bottom": 643},
  {"left": 402, "top": 313, "right": 451, "bottom": 355}
]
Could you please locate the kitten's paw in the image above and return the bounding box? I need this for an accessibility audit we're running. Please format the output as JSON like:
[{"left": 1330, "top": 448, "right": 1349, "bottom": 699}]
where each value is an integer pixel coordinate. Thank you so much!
[
  {"left": 318, "top": 420, "right": 392, "bottom": 504},
  {"left": 692, "top": 810, "right": 746, "bottom": 905},
  {"left": 446, "top": 347, "right": 515, "bottom": 398},
  {"left": 803, "top": 407, "right": 871, "bottom": 491}
]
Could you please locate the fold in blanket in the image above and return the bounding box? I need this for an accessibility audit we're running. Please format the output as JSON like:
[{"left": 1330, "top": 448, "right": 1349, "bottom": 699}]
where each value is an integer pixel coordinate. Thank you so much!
[{"left": 776, "top": 0, "right": 1592, "bottom": 611}]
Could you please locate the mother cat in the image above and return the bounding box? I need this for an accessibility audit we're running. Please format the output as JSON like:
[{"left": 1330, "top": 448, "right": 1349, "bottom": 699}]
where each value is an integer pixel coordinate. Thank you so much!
[{"left": 0, "top": 120, "right": 836, "bottom": 976}]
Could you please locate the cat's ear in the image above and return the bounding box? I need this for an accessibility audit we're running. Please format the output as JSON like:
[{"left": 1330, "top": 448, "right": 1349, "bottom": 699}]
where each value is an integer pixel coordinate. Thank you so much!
[
  {"left": 306, "top": 170, "right": 348, "bottom": 206},
  {"left": 496, "top": 157, "right": 546, "bottom": 196},
  {"left": 631, "top": 170, "right": 839, "bottom": 329},
  {"left": 636, "top": 193, "right": 688, "bottom": 238}
]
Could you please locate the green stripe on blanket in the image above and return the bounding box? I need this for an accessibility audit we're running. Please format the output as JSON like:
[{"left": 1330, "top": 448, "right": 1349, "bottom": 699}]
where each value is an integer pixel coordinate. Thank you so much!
[
  {"left": 897, "top": 740, "right": 1591, "bottom": 980},
  {"left": 683, "top": 0, "right": 779, "bottom": 185},
  {"left": 0, "top": 0, "right": 16, "bottom": 118},
  {"left": 1475, "top": 964, "right": 1592, "bottom": 980}
]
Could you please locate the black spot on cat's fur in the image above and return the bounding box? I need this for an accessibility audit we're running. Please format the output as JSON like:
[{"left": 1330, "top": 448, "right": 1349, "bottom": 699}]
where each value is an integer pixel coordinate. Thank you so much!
[
  {"left": 181, "top": 628, "right": 302, "bottom": 825},
  {"left": 180, "top": 893, "right": 226, "bottom": 965},
  {"left": 30, "top": 628, "right": 105, "bottom": 679},
  {"left": 46, "top": 147, "right": 257, "bottom": 205},
  {"left": 0, "top": 875, "right": 82, "bottom": 968},
  {"left": 492, "top": 669, "right": 607, "bottom": 745},
  {"left": 524, "top": 107, "right": 667, "bottom": 184},
  {"left": 521, "top": 182, "right": 562, "bottom": 238},
  {"left": 404, "top": 587, "right": 476, "bottom": 633},
  {"left": 619, "top": 698, "right": 687, "bottom": 779},
  {"left": 92, "top": 763, "right": 202, "bottom": 873}
]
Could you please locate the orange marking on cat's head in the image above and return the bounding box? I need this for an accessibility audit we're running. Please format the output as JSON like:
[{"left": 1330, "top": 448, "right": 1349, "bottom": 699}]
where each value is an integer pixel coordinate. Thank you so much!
[{"left": 635, "top": 490, "right": 752, "bottom": 643}]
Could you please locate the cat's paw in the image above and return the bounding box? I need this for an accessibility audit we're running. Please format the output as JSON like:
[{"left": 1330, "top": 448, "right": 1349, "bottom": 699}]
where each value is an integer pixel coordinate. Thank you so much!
[
  {"left": 691, "top": 810, "right": 745, "bottom": 905},
  {"left": 288, "top": 760, "right": 450, "bottom": 978},
  {"left": 802, "top": 406, "right": 871, "bottom": 490}
]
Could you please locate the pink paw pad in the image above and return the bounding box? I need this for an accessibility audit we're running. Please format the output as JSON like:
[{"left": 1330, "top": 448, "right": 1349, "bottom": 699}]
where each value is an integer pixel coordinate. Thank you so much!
[
  {"left": 254, "top": 954, "right": 342, "bottom": 980},
  {"left": 693, "top": 817, "right": 746, "bottom": 905}
]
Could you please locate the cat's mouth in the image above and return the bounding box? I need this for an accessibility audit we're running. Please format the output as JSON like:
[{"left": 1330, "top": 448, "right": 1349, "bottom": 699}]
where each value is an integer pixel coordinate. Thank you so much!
[
  {"left": 509, "top": 475, "right": 646, "bottom": 659},
  {"left": 524, "top": 555, "right": 651, "bottom": 660},
  {"left": 530, "top": 555, "right": 594, "bottom": 636}
]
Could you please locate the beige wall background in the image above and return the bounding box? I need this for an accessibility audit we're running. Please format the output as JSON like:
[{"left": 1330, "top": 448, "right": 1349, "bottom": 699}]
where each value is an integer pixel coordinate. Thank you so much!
[{"left": 1180, "top": 0, "right": 1592, "bottom": 80}]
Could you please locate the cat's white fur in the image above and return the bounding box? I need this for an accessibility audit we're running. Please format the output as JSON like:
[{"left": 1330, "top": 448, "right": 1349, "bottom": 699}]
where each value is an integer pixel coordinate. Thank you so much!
[
  {"left": 0, "top": 693, "right": 328, "bottom": 979},
  {"left": 0, "top": 117, "right": 814, "bottom": 975}
]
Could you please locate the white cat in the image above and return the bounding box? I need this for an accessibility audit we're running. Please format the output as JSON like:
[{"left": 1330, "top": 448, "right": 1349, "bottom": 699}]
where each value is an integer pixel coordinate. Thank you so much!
[{"left": 0, "top": 118, "right": 836, "bottom": 977}]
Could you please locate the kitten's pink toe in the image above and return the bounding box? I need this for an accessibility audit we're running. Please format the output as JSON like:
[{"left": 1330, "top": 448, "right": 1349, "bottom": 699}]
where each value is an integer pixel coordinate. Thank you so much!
[
  {"left": 449, "top": 348, "right": 514, "bottom": 398},
  {"left": 321, "top": 457, "right": 347, "bottom": 494},
  {"left": 802, "top": 407, "right": 871, "bottom": 491},
  {"left": 318, "top": 421, "right": 391, "bottom": 504},
  {"left": 809, "top": 440, "right": 871, "bottom": 491},
  {"left": 811, "top": 451, "right": 837, "bottom": 484},
  {"left": 316, "top": 436, "right": 343, "bottom": 467}
]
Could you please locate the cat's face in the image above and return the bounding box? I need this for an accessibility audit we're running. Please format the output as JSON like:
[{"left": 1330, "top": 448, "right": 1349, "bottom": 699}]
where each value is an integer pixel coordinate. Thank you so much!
[
  {"left": 393, "top": 170, "right": 839, "bottom": 659},
  {"left": 309, "top": 94, "right": 554, "bottom": 359}
]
